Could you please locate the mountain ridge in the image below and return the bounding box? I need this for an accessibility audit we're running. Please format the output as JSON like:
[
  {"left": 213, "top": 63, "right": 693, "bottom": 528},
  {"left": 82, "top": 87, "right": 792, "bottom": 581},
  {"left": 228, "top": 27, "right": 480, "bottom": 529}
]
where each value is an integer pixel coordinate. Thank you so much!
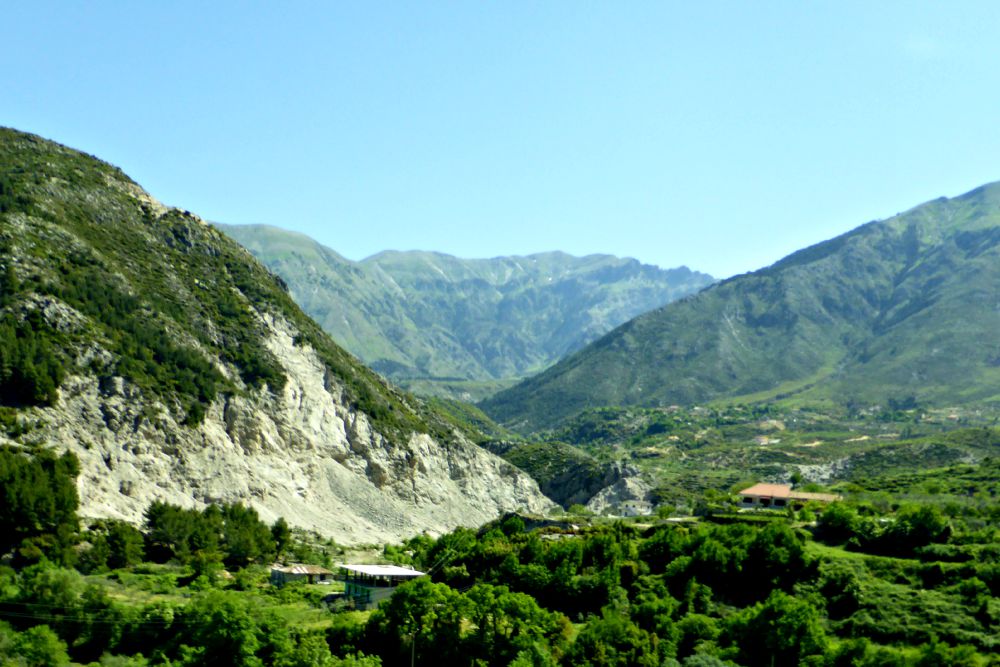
[
  {"left": 482, "top": 181, "right": 1000, "bottom": 432},
  {"left": 217, "top": 223, "right": 714, "bottom": 400},
  {"left": 0, "top": 127, "right": 554, "bottom": 542}
]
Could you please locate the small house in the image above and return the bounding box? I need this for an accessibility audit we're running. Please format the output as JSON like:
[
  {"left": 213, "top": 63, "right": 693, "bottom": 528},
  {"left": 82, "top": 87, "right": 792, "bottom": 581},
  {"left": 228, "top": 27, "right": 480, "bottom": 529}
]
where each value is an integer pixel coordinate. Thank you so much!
[
  {"left": 340, "top": 563, "right": 425, "bottom": 610},
  {"left": 619, "top": 500, "right": 654, "bottom": 517},
  {"left": 737, "top": 483, "right": 840, "bottom": 510},
  {"left": 270, "top": 563, "right": 335, "bottom": 586}
]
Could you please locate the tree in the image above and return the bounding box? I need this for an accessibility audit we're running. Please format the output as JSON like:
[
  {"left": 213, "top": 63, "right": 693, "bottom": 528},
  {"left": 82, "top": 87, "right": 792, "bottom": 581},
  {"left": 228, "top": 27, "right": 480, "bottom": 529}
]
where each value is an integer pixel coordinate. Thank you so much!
[
  {"left": 364, "top": 579, "right": 465, "bottom": 666},
  {"left": 271, "top": 517, "right": 291, "bottom": 559},
  {"left": 10, "top": 624, "right": 71, "bottom": 666},
  {"left": 221, "top": 504, "right": 275, "bottom": 569},
  {"left": 723, "top": 591, "right": 827, "bottom": 667},
  {"left": 105, "top": 521, "right": 145, "bottom": 569},
  {"left": 891, "top": 504, "right": 950, "bottom": 550},
  {"left": 815, "top": 502, "right": 858, "bottom": 545},
  {"left": 0, "top": 313, "right": 64, "bottom": 407},
  {"left": 740, "top": 523, "right": 812, "bottom": 601},
  {"left": 176, "top": 590, "right": 264, "bottom": 667},
  {"left": 144, "top": 501, "right": 196, "bottom": 562},
  {"left": 563, "top": 610, "right": 660, "bottom": 667},
  {"left": 463, "top": 584, "right": 570, "bottom": 665},
  {"left": 0, "top": 447, "right": 80, "bottom": 562},
  {"left": 675, "top": 614, "right": 718, "bottom": 659}
]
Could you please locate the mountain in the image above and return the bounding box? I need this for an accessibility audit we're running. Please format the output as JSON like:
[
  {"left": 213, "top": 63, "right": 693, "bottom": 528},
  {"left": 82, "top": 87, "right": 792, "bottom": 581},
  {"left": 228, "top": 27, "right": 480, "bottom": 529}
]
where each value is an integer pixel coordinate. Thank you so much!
[
  {"left": 0, "top": 127, "right": 553, "bottom": 543},
  {"left": 482, "top": 183, "right": 1000, "bottom": 432},
  {"left": 216, "top": 223, "right": 713, "bottom": 400}
]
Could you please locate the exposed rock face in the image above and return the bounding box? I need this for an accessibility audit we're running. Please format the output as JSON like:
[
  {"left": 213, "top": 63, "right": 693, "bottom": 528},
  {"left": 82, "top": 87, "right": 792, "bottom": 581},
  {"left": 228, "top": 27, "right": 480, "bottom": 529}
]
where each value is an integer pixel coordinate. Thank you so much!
[
  {"left": 34, "top": 312, "right": 553, "bottom": 544},
  {"left": 0, "top": 127, "right": 554, "bottom": 545},
  {"left": 543, "top": 460, "right": 636, "bottom": 509},
  {"left": 585, "top": 467, "right": 652, "bottom": 515}
]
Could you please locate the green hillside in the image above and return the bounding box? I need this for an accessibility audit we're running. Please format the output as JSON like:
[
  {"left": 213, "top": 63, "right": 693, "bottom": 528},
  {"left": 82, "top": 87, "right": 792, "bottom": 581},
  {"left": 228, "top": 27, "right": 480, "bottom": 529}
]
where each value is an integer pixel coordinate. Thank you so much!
[
  {"left": 483, "top": 184, "right": 1000, "bottom": 432},
  {"left": 0, "top": 127, "right": 455, "bottom": 440},
  {"left": 218, "top": 224, "right": 713, "bottom": 400}
]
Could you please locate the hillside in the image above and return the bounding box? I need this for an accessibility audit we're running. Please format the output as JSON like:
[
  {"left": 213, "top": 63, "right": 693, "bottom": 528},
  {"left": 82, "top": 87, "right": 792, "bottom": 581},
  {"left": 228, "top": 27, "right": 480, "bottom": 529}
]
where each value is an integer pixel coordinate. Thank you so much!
[
  {"left": 0, "top": 127, "right": 553, "bottom": 543},
  {"left": 217, "top": 223, "right": 713, "bottom": 400},
  {"left": 483, "top": 183, "right": 1000, "bottom": 432}
]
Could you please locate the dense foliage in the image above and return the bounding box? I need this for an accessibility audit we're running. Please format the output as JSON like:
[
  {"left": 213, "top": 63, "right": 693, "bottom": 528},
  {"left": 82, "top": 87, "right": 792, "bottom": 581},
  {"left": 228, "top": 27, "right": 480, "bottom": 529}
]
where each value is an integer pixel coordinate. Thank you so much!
[
  {"left": 362, "top": 495, "right": 998, "bottom": 666},
  {"left": 0, "top": 446, "right": 79, "bottom": 563},
  {"left": 0, "top": 434, "right": 997, "bottom": 664},
  {"left": 0, "top": 446, "right": 347, "bottom": 665}
]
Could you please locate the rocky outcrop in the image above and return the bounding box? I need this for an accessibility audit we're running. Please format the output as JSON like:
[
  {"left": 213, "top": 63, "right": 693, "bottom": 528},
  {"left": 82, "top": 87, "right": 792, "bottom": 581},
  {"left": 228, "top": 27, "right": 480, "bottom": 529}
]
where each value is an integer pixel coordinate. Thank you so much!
[
  {"left": 585, "top": 472, "right": 653, "bottom": 515},
  {"left": 0, "top": 127, "right": 554, "bottom": 546},
  {"left": 543, "top": 460, "right": 637, "bottom": 508},
  {"left": 25, "top": 312, "right": 554, "bottom": 545}
]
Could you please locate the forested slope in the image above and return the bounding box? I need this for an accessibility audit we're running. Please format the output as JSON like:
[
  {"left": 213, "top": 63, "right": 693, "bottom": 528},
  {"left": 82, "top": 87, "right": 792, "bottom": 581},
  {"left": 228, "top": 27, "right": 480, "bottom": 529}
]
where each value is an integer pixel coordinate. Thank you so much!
[{"left": 484, "top": 183, "right": 1000, "bottom": 431}]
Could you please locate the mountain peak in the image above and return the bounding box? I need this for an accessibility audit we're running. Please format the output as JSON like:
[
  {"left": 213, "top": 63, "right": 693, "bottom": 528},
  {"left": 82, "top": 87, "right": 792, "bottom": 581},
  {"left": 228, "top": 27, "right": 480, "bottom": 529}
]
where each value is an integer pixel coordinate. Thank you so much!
[
  {"left": 1, "top": 128, "right": 553, "bottom": 542},
  {"left": 220, "top": 225, "right": 715, "bottom": 400},
  {"left": 482, "top": 181, "right": 1000, "bottom": 432}
]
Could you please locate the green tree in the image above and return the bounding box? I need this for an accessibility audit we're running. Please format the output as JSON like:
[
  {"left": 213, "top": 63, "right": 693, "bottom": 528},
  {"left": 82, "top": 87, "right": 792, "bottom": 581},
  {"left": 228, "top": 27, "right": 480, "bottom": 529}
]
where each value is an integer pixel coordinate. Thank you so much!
[
  {"left": 463, "top": 584, "right": 570, "bottom": 665},
  {"left": 364, "top": 578, "right": 465, "bottom": 666},
  {"left": 271, "top": 517, "right": 292, "bottom": 559},
  {"left": 723, "top": 591, "right": 827, "bottom": 667},
  {"left": 563, "top": 610, "right": 660, "bottom": 667},
  {"left": 740, "top": 522, "right": 812, "bottom": 601},
  {"left": 0, "top": 313, "right": 65, "bottom": 407},
  {"left": 176, "top": 590, "right": 264, "bottom": 667},
  {"left": 0, "top": 447, "right": 79, "bottom": 562},
  {"left": 675, "top": 614, "right": 718, "bottom": 660},
  {"left": 11, "top": 624, "right": 71, "bottom": 666},
  {"left": 815, "top": 502, "right": 858, "bottom": 544},
  {"left": 221, "top": 504, "right": 275, "bottom": 569},
  {"left": 105, "top": 520, "right": 145, "bottom": 569}
]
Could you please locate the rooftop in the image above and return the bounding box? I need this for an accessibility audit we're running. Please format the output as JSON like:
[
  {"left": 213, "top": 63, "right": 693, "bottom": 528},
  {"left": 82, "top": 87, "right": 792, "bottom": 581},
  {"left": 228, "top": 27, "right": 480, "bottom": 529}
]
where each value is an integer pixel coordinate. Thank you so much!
[
  {"left": 271, "top": 563, "right": 334, "bottom": 575},
  {"left": 339, "top": 563, "right": 425, "bottom": 578},
  {"left": 738, "top": 483, "right": 840, "bottom": 502}
]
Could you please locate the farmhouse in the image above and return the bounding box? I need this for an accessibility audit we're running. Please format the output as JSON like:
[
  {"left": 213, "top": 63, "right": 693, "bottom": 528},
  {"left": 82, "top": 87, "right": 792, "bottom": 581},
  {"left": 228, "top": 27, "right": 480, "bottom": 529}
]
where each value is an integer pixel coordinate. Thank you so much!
[
  {"left": 340, "top": 563, "right": 425, "bottom": 610},
  {"left": 270, "top": 563, "right": 335, "bottom": 585},
  {"left": 737, "top": 483, "right": 840, "bottom": 510}
]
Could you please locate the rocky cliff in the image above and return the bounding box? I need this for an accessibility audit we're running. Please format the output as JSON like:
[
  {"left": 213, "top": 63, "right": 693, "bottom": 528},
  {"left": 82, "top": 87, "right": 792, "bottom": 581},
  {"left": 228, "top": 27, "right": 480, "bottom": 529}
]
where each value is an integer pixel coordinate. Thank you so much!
[{"left": 0, "top": 127, "right": 553, "bottom": 544}]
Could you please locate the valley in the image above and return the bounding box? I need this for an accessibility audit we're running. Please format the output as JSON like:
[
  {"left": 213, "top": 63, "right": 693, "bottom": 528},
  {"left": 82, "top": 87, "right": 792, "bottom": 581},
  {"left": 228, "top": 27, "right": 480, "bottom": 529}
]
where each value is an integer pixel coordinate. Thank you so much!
[
  {"left": 218, "top": 223, "right": 713, "bottom": 401},
  {"left": 6, "top": 3, "right": 1000, "bottom": 664},
  {"left": 0, "top": 127, "right": 997, "bottom": 666}
]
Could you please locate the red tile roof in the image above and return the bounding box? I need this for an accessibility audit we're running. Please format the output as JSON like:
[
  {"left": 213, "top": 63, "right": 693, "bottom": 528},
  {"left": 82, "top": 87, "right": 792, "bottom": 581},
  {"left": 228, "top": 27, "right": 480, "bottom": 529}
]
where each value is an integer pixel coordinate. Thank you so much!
[{"left": 738, "top": 483, "right": 840, "bottom": 502}]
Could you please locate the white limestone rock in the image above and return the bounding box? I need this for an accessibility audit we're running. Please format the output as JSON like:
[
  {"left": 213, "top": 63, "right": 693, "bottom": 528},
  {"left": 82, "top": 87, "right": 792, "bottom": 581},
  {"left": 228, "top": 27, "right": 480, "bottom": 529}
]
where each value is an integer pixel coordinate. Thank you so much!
[{"left": 14, "top": 312, "right": 554, "bottom": 545}]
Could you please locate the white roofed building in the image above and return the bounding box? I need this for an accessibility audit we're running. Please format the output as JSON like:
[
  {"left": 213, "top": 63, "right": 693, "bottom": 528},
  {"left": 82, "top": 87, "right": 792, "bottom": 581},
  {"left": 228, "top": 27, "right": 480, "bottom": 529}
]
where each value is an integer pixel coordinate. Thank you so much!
[{"left": 340, "top": 563, "right": 425, "bottom": 610}]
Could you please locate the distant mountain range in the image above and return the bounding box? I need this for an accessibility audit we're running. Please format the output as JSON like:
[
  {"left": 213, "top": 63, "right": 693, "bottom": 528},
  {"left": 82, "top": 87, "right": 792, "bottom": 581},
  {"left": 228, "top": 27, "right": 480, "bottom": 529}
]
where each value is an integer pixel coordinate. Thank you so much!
[
  {"left": 482, "top": 183, "right": 1000, "bottom": 432},
  {"left": 216, "top": 223, "right": 713, "bottom": 400}
]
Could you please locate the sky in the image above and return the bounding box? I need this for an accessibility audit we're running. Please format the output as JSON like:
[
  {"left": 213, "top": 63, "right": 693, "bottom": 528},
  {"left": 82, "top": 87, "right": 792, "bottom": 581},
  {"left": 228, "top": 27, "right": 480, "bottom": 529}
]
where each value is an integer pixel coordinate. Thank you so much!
[{"left": 4, "top": 2, "right": 1000, "bottom": 278}]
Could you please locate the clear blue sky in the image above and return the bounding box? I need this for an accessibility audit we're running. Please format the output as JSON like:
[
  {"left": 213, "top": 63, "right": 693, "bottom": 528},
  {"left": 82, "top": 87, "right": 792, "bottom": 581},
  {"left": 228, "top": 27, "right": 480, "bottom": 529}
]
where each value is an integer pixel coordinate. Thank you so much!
[{"left": 5, "top": 2, "right": 1000, "bottom": 278}]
